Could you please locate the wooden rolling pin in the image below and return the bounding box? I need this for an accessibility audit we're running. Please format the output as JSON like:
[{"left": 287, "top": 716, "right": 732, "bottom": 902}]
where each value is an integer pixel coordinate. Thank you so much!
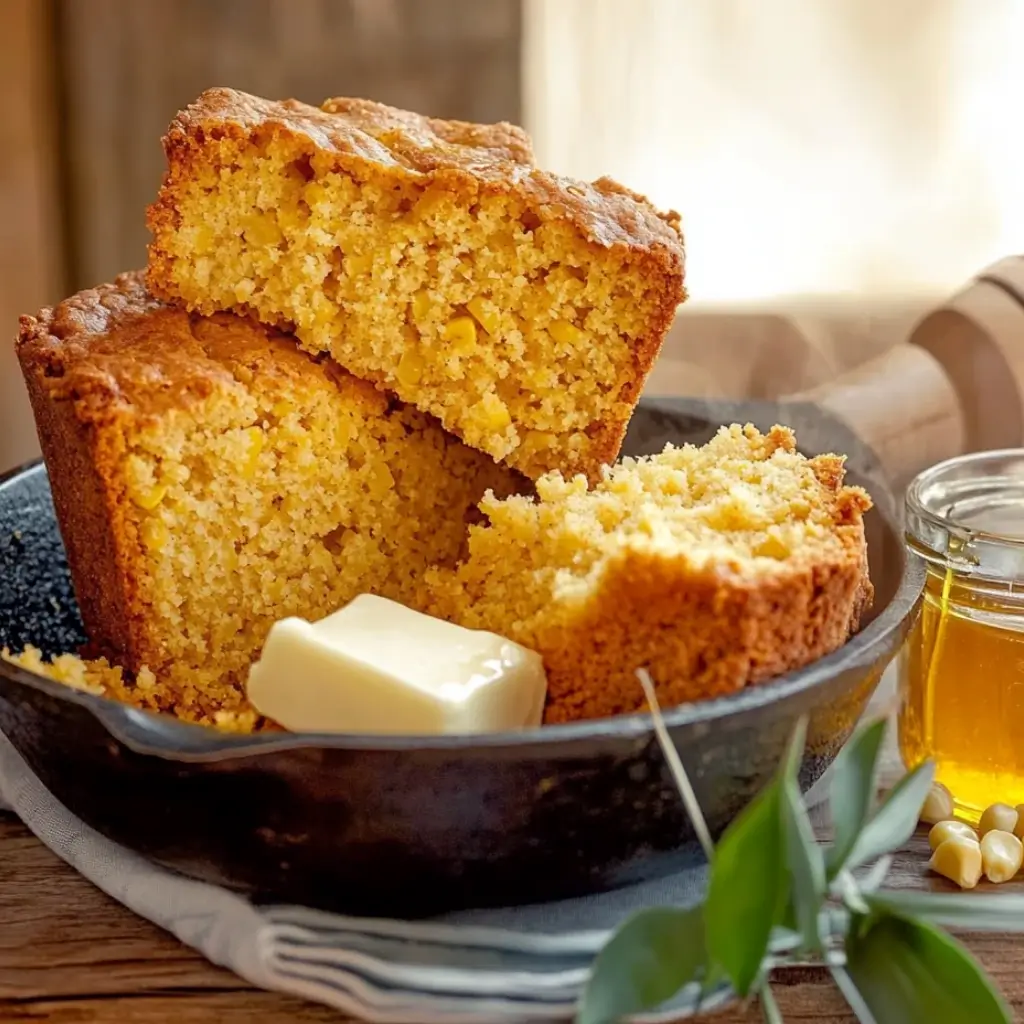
[
  {"left": 786, "top": 343, "right": 966, "bottom": 490},
  {"left": 652, "top": 258, "right": 1024, "bottom": 490},
  {"left": 655, "top": 297, "right": 923, "bottom": 400},
  {"left": 789, "top": 257, "right": 1024, "bottom": 488}
]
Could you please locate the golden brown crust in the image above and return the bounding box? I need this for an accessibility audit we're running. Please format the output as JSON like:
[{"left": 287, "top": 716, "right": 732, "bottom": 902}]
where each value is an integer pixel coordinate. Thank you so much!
[
  {"left": 17, "top": 271, "right": 388, "bottom": 426},
  {"left": 17, "top": 360, "right": 141, "bottom": 667},
  {"left": 425, "top": 423, "right": 875, "bottom": 723},
  {"left": 152, "top": 87, "right": 684, "bottom": 254},
  {"left": 583, "top": 282, "right": 681, "bottom": 473},
  {"left": 16, "top": 276, "right": 177, "bottom": 669},
  {"left": 539, "top": 536, "right": 871, "bottom": 724}
]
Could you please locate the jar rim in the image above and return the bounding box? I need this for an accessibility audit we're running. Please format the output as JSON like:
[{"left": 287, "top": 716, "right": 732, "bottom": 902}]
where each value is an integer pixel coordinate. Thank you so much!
[{"left": 906, "top": 449, "right": 1024, "bottom": 577}]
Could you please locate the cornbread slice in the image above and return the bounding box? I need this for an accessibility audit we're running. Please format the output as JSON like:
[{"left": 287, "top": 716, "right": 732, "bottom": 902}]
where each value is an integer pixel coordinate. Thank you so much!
[
  {"left": 16, "top": 273, "right": 523, "bottom": 724},
  {"left": 427, "top": 425, "right": 873, "bottom": 724},
  {"left": 146, "top": 88, "right": 686, "bottom": 481}
]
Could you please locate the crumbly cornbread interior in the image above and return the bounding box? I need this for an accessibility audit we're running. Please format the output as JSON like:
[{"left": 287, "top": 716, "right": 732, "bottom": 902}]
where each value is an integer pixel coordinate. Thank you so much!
[
  {"left": 426, "top": 424, "right": 872, "bottom": 721},
  {"left": 443, "top": 425, "right": 866, "bottom": 612},
  {"left": 0, "top": 645, "right": 261, "bottom": 732},
  {"left": 16, "top": 293, "right": 522, "bottom": 726},
  {"left": 153, "top": 135, "right": 672, "bottom": 479},
  {"left": 125, "top": 383, "right": 519, "bottom": 720}
]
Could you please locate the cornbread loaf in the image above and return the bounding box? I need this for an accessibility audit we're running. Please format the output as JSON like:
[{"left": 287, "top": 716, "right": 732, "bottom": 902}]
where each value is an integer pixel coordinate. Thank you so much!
[
  {"left": 15, "top": 273, "right": 523, "bottom": 726},
  {"left": 427, "top": 425, "right": 873, "bottom": 724},
  {"left": 146, "top": 88, "right": 687, "bottom": 482}
]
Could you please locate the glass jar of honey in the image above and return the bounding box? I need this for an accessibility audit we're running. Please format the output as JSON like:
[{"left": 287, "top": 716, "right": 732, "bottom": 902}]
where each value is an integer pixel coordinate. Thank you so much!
[{"left": 899, "top": 450, "right": 1024, "bottom": 819}]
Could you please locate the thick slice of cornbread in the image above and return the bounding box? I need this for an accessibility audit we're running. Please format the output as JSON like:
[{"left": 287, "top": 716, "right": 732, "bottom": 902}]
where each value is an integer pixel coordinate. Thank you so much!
[
  {"left": 16, "top": 273, "right": 523, "bottom": 725},
  {"left": 146, "top": 88, "right": 686, "bottom": 481},
  {"left": 427, "top": 425, "right": 873, "bottom": 723}
]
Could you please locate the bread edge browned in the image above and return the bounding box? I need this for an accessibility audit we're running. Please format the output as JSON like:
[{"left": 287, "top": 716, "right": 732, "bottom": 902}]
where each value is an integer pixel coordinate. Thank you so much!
[
  {"left": 579, "top": 273, "right": 684, "bottom": 479},
  {"left": 146, "top": 87, "right": 685, "bottom": 252},
  {"left": 539, "top": 530, "right": 872, "bottom": 724},
  {"left": 16, "top": 323, "right": 155, "bottom": 673}
]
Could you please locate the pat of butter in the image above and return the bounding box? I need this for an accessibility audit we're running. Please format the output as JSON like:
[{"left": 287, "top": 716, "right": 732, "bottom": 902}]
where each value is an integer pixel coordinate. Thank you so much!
[{"left": 246, "top": 594, "right": 547, "bottom": 735}]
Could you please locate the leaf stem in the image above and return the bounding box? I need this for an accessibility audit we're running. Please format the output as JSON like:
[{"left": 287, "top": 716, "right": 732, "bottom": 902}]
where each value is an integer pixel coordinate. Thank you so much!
[
  {"left": 829, "top": 966, "right": 879, "bottom": 1024},
  {"left": 637, "top": 669, "right": 715, "bottom": 861},
  {"left": 759, "top": 980, "right": 783, "bottom": 1024},
  {"left": 834, "top": 870, "right": 869, "bottom": 914}
]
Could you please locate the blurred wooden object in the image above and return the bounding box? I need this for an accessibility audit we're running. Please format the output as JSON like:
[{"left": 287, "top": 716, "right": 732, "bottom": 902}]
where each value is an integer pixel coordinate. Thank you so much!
[
  {"left": 653, "top": 296, "right": 927, "bottom": 400},
  {"left": 789, "top": 345, "right": 965, "bottom": 491},
  {"left": 0, "top": 0, "right": 62, "bottom": 472},
  {"left": 654, "top": 310, "right": 839, "bottom": 398},
  {"left": 980, "top": 255, "right": 1024, "bottom": 306},
  {"left": 652, "top": 265, "right": 1024, "bottom": 489},
  {"left": 57, "top": 0, "right": 522, "bottom": 289},
  {"left": 911, "top": 266, "right": 1024, "bottom": 452},
  {"left": 652, "top": 295, "right": 946, "bottom": 486}
]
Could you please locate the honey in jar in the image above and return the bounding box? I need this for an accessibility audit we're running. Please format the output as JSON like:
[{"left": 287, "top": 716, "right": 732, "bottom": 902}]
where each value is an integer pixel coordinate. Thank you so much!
[{"left": 899, "top": 450, "right": 1024, "bottom": 819}]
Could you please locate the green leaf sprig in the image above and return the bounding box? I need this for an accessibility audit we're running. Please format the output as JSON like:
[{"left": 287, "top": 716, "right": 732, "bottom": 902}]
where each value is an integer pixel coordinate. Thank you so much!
[{"left": 577, "top": 670, "right": 1014, "bottom": 1024}]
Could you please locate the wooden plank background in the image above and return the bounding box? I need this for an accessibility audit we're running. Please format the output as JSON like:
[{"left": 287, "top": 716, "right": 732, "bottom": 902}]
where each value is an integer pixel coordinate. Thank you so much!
[
  {"left": 56, "top": 0, "right": 523, "bottom": 291},
  {"left": 0, "top": 0, "right": 63, "bottom": 474}
]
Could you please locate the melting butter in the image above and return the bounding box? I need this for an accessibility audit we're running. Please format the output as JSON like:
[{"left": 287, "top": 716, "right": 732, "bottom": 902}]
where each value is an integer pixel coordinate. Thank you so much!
[{"left": 246, "top": 594, "right": 547, "bottom": 735}]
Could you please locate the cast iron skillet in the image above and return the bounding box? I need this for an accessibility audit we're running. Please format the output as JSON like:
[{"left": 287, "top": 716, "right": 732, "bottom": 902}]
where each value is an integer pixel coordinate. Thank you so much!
[{"left": 0, "top": 398, "right": 923, "bottom": 917}]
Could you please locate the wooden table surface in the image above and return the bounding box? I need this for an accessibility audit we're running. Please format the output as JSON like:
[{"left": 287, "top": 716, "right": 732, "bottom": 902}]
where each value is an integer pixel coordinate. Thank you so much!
[{"left": 3, "top": 747, "right": 1023, "bottom": 1024}]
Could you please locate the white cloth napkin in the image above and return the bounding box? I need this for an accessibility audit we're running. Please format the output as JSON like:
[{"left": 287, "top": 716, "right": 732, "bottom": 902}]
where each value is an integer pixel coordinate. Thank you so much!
[{"left": 0, "top": 671, "right": 898, "bottom": 1023}]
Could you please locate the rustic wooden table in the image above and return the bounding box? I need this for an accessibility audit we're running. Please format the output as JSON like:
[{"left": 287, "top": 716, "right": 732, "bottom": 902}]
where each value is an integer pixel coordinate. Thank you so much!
[{"left": 3, "top": 722, "right": 1023, "bottom": 1024}]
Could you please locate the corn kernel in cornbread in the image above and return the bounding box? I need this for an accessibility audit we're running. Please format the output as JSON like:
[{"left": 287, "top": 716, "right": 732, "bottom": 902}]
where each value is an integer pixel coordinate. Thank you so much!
[
  {"left": 16, "top": 273, "right": 523, "bottom": 724},
  {"left": 146, "top": 88, "right": 687, "bottom": 481},
  {"left": 427, "top": 425, "right": 873, "bottom": 724}
]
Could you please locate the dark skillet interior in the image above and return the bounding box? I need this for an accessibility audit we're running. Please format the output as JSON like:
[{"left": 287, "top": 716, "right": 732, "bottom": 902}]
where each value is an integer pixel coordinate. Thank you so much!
[{"left": 0, "top": 398, "right": 923, "bottom": 916}]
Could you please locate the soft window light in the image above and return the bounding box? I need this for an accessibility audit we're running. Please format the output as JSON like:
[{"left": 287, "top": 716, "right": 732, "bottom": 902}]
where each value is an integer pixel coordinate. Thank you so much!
[{"left": 524, "top": 0, "right": 1024, "bottom": 302}]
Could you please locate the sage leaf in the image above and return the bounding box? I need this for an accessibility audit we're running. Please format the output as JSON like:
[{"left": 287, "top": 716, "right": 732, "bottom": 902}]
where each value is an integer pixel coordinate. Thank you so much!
[
  {"left": 779, "top": 722, "right": 825, "bottom": 951},
  {"left": 835, "top": 868, "right": 870, "bottom": 914},
  {"left": 577, "top": 906, "right": 706, "bottom": 1024},
  {"left": 767, "top": 926, "right": 803, "bottom": 955},
  {"left": 845, "top": 912, "right": 1011, "bottom": 1024},
  {"left": 856, "top": 854, "right": 894, "bottom": 894},
  {"left": 868, "top": 890, "right": 1024, "bottom": 933},
  {"left": 705, "top": 780, "right": 788, "bottom": 997},
  {"left": 826, "top": 719, "right": 887, "bottom": 878},
  {"left": 843, "top": 761, "right": 935, "bottom": 872}
]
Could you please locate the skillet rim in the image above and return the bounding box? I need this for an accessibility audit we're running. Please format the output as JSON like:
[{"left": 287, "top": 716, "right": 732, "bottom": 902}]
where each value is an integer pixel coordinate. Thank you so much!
[{"left": 0, "top": 457, "right": 924, "bottom": 761}]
